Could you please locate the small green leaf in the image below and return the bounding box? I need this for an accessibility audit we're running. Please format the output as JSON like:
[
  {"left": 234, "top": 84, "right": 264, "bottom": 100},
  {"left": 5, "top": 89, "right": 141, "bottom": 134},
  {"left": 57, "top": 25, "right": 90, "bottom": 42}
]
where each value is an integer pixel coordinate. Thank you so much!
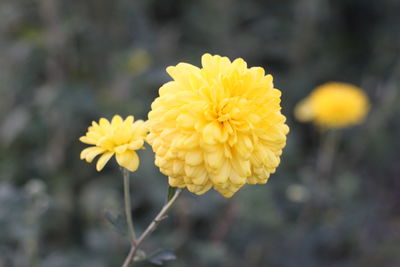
[
  {"left": 148, "top": 250, "right": 176, "bottom": 265},
  {"left": 167, "top": 186, "right": 176, "bottom": 202},
  {"left": 104, "top": 211, "right": 127, "bottom": 235}
]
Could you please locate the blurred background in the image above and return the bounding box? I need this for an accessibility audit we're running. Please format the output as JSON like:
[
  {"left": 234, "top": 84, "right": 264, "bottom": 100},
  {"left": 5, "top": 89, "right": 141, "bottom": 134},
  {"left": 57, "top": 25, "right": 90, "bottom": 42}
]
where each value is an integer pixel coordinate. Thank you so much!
[{"left": 1, "top": 0, "right": 400, "bottom": 266}]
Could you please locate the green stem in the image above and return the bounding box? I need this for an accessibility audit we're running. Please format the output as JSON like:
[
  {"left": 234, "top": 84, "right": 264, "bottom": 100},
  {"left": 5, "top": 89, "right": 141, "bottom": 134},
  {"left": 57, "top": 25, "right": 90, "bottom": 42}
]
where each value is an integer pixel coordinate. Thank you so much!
[
  {"left": 122, "top": 188, "right": 183, "bottom": 267},
  {"left": 316, "top": 129, "right": 340, "bottom": 178},
  {"left": 123, "top": 168, "right": 137, "bottom": 243}
]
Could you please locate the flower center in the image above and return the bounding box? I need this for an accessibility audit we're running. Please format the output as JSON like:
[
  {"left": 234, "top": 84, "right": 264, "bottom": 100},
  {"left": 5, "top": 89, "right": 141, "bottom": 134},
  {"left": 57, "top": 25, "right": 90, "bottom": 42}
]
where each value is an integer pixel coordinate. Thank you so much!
[{"left": 215, "top": 98, "right": 234, "bottom": 122}]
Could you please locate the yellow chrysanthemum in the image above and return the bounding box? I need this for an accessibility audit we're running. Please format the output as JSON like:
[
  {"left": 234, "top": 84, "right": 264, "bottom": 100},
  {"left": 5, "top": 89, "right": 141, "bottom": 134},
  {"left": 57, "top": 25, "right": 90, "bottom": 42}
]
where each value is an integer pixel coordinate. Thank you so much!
[
  {"left": 147, "top": 54, "right": 289, "bottom": 197},
  {"left": 295, "top": 82, "right": 370, "bottom": 129},
  {"left": 80, "top": 115, "right": 148, "bottom": 172}
]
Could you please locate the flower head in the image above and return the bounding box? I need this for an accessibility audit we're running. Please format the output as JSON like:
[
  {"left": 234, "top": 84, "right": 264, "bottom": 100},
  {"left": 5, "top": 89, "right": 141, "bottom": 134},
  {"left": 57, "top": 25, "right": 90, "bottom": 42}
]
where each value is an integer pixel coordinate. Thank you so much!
[
  {"left": 80, "top": 115, "right": 147, "bottom": 171},
  {"left": 295, "top": 82, "right": 370, "bottom": 129},
  {"left": 147, "top": 54, "right": 289, "bottom": 197}
]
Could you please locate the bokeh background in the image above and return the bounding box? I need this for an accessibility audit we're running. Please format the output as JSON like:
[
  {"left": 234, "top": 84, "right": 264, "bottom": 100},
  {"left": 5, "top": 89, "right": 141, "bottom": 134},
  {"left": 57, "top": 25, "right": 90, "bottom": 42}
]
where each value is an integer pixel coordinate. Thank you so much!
[{"left": 1, "top": 0, "right": 400, "bottom": 266}]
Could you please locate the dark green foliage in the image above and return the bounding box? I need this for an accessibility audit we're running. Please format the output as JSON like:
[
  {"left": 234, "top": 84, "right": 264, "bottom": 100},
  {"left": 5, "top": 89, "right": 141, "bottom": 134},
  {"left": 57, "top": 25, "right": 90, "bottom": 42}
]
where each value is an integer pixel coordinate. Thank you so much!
[{"left": 0, "top": 0, "right": 400, "bottom": 266}]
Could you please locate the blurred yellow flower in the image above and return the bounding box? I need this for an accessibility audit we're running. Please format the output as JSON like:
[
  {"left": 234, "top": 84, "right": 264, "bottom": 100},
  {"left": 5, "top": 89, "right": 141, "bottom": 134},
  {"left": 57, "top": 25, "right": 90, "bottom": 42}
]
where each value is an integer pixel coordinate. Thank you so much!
[
  {"left": 127, "top": 48, "right": 152, "bottom": 74},
  {"left": 295, "top": 82, "right": 370, "bottom": 129},
  {"left": 80, "top": 115, "right": 147, "bottom": 172},
  {"left": 147, "top": 54, "right": 289, "bottom": 197}
]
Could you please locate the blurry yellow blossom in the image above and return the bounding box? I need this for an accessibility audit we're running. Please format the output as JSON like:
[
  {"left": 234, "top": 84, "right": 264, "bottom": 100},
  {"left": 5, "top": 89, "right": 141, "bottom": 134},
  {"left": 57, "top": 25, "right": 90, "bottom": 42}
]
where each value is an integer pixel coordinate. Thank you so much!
[
  {"left": 80, "top": 115, "right": 148, "bottom": 172},
  {"left": 147, "top": 54, "right": 289, "bottom": 197},
  {"left": 127, "top": 49, "right": 152, "bottom": 74},
  {"left": 295, "top": 82, "right": 370, "bottom": 129}
]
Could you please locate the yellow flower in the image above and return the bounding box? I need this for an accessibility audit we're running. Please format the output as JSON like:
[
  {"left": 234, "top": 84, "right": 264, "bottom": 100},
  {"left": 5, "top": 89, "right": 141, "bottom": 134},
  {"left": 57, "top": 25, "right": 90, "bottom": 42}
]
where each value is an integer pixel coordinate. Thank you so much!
[
  {"left": 127, "top": 48, "right": 152, "bottom": 74},
  {"left": 295, "top": 82, "right": 370, "bottom": 129},
  {"left": 147, "top": 54, "right": 289, "bottom": 197},
  {"left": 80, "top": 115, "right": 147, "bottom": 172}
]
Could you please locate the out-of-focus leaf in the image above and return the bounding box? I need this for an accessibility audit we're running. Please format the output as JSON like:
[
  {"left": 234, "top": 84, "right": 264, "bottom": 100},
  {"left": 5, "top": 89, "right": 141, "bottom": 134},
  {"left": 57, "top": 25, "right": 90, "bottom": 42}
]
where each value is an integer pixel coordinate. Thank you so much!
[
  {"left": 0, "top": 107, "right": 29, "bottom": 146},
  {"left": 147, "top": 250, "right": 176, "bottom": 265},
  {"left": 103, "top": 211, "right": 127, "bottom": 236}
]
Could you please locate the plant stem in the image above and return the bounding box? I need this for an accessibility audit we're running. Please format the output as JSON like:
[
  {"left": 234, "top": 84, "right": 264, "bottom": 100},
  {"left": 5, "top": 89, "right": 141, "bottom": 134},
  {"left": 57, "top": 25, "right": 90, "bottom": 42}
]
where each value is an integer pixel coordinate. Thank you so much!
[
  {"left": 316, "top": 129, "right": 340, "bottom": 178},
  {"left": 123, "top": 168, "right": 137, "bottom": 243},
  {"left": 122, "top": 188, "right": 183, "bottom": 267}
]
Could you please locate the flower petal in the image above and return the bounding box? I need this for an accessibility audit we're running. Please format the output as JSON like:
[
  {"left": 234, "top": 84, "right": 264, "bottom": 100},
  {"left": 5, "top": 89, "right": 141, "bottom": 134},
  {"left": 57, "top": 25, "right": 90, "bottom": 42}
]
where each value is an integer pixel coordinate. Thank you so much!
[
  {"left": 185, "top": 150, "right": 203, "bottom": 166},
  {"left": 116, "top": 150, "right": 139, "bottom": 172},
  {"left": 79, "top": 136, "right": 97, "bottom": 145},
  {"left": 124, "top": 115, "right": 134, "bottom": 124},
  {"left": 115, "top": 144, "right": 128, "bottom": 154},
  {"left": 96, "top": 152, "right": 114, "bottom": 171},
  {"left": 202, "top": 121, "right": 221, "bottom": 144},
  {"left": 128, "top": 139, "right": 144, "bottom": 150},
  {"left": 166, "top": 63, "right": 200, "bottom": 86},
  {"left": 111, "top": 115, "right": 123, "bottom": 126},
  {"left": 80, "top": 146, "right": 106, "bottom": 162},
  {"left": 99, "top": 118, "right": 110, "bottom": 127}
]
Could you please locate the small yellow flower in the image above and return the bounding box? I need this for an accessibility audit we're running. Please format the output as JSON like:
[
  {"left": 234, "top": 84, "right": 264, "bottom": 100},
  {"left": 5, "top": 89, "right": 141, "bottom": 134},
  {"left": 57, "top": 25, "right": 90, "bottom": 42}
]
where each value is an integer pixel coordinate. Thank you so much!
[
  {"left": 295, "top": 82, "right": 370, "bottom": 129},
  {"left": 147, "top": 53, "right": 289, "bottom": 197},
  {"left": 80, "top": 115, "right": 147, "bottom": 172}
]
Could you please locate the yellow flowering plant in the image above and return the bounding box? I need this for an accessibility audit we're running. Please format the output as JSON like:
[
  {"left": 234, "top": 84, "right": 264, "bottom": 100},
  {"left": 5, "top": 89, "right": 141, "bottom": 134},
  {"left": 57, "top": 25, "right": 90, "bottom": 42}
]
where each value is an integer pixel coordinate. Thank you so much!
[
  {"left": 80, "top": 115, "right": 147, "bottom": 171},
  {"left": 295, "top": 82, "right": 370, "bottom": 129},
  {"left": 79, "top": 54, "right": 289, "bottom": 266},
  {"left": 294, "top": 82, "right": 370, "bottom": 176},
  {"left": 147, "top": 53, "right": 289, "bottom": 197}
]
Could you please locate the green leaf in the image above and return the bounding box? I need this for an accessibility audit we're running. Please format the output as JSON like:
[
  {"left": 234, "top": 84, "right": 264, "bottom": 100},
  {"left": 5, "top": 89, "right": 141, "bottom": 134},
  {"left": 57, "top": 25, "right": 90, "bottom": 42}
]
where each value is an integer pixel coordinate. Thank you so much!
[
  {"left": 167, "top": 186, "right": 176, "bottom": 202},
  {"left": 148, "top": 250, "right": 176, "bottom": 265},
  {"left": 104, "top": 211, "right": 127, "bottom": 236}
]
